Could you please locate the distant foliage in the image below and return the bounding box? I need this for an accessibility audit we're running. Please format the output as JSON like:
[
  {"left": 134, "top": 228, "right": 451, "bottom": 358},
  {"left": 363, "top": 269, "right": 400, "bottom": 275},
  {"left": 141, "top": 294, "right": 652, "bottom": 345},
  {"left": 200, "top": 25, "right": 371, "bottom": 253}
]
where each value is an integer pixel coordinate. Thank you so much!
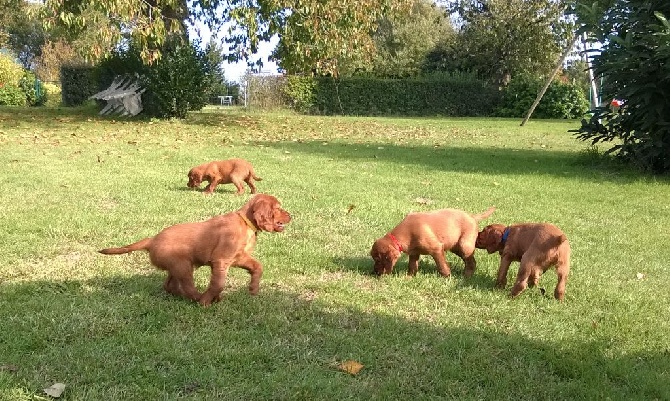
[
  {"left": 35, "top": 40, "right": 81, "bottom": 83},
  {"left": 496, "top": 74, "right": 589, "bottom": 119},
  {"left": 573, "top": 1, "right": 670, "bottom": 173},
  {"left": 284, "top": 73, "right": 500, "bottom": 116},
  {"left": 245, "top": 75, "right": 288, "bottom": 109},
  {"left": 0, "top": 53, "right": 24, "bottom": 86},
  {"left": 42, "top": 82, "right": 62, "bottom": 107},
  {"left": 0, "top": 53, "right": 47, "bottom": 106},
  {"left": 60, "top": 65, "right": 97, "bottom": 106}
]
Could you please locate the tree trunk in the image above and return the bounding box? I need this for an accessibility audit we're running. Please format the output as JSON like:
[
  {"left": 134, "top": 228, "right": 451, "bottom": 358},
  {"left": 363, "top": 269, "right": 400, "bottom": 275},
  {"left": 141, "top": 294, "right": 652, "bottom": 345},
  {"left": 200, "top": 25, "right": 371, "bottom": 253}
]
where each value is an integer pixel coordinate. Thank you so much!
[{"left": 520, "top": 36, "right": 579, "bottom": 126}]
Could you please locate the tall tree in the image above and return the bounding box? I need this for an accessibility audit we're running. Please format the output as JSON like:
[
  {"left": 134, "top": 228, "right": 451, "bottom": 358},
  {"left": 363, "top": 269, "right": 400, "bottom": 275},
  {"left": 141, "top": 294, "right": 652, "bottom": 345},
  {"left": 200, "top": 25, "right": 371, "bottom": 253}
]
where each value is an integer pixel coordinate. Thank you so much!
[
  {"left": 448, "top": 0, "right": 572, "bottom": 84},
  {"left": 1, "top": 0, "right": 47, "bottom": 68},
  {"left": 38, "top": 0, "right": 411, "bottom": 76},
  {"left": 362, "top": 0, "right": 455, "bottom": 78}
]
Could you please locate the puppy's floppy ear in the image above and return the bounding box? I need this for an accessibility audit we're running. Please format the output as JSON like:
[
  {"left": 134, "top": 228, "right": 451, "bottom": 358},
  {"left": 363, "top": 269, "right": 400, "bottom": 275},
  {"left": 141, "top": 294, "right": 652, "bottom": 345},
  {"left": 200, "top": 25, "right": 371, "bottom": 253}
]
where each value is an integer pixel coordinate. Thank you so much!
[{"left": 251, "top": 196, "right": 276, "bottom": 231}]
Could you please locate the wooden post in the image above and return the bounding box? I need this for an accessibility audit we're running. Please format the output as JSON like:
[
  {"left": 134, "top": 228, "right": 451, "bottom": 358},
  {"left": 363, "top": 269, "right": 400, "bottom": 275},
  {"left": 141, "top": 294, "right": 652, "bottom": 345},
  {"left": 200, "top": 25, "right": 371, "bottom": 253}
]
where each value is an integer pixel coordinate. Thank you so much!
[{"left": 520, "top": 36, "right": 579, "bottom": 126}]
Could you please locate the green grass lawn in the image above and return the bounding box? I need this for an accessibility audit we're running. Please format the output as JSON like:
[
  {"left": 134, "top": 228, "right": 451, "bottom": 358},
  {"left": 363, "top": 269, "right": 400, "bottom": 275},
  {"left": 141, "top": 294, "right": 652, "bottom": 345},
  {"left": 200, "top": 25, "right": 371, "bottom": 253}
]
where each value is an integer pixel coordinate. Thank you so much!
[{"left": 0, "top": 106, "right": 669, "bottom": 400}]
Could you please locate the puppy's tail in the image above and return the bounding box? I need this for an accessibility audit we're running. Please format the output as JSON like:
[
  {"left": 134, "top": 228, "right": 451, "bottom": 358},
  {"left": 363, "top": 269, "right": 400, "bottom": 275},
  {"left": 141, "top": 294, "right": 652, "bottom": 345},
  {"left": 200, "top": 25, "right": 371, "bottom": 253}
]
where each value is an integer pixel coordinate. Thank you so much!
[
  {"left": 99, "top": 237, "right": 153, "bottom": 255},
  {"left": 251, "top": 170, "right": 262, "bottom": 181},
  {"left": 472, "top": 206, "right": 496, "bottom": 222}
]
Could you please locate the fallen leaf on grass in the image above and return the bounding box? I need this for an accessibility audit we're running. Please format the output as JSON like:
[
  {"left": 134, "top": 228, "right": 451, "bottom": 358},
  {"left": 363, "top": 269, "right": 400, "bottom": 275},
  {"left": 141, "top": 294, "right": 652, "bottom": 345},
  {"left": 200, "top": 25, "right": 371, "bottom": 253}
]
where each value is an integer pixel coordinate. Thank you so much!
[
  {"left": 0, "top": 364, "right": 18, "bottom": 373},
  {"left": 338, "top": 360, "right": 364, "bottom": 375},
  {"left": 43, "top": 383, "right": 66, "bottom": 398},
  {"left": 414, "top": 197, "right": 433, "bottom": 205},
  {"left": 346, "top": 204, "right": 356, "bottom": 214}
]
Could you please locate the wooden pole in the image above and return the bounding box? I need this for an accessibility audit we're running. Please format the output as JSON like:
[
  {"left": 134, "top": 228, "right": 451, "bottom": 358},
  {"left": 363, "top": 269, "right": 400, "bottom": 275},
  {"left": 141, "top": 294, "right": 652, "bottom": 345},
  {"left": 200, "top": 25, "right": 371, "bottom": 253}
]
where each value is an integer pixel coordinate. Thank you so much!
[{"left": 520, "top": 36, "right": 579, "bottom": 126}]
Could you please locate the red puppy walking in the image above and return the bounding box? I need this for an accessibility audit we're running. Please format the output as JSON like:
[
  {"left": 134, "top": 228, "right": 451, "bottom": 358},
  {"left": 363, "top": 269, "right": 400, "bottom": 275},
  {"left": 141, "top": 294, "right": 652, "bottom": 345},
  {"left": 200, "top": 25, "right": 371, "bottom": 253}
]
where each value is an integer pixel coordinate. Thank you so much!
[
  {"left": 476, "top": 223, "right": 570, "bottom": 300},
  {"left": 99, "top": 194, "right": 291, "bottom": 306}
]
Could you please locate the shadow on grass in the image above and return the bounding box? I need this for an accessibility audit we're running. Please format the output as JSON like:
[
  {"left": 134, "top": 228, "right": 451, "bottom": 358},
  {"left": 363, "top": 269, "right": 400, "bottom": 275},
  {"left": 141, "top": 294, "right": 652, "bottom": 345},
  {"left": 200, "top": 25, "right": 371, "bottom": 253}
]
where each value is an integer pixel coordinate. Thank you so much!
[
  {"left": 258, "top": 140, "right": 646, "bottom": 182},
  {"left": 0, "top": 105, "right": 250, "bottom": 130},
  {"left": 1, "top": 275, "right": 667, "bottom": 399}
]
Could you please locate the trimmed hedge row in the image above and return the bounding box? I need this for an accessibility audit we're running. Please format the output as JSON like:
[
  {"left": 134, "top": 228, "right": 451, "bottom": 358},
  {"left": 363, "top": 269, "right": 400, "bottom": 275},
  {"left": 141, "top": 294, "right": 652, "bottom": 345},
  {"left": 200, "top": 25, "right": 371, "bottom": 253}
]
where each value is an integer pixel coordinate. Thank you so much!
[
  {"left": 60, "top": 65, "right": 97, "bottom": 106},
  {"left": 285, "top": 76, "right": 502, "bottom": 116}
]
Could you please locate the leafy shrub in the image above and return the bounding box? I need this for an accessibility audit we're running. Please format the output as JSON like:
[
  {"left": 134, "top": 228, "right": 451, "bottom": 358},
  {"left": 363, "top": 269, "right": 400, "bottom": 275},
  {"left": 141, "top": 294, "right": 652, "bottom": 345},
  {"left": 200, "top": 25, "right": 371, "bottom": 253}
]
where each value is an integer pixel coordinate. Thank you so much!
[
  {"left": 0, "top": 53, "right": 23, "bottom": 86},
  {"left": 142, "top": 38, "right": 212, "bottom": 118},
  {"left": 573, "top": 2, "right": 670, "bottom": 173},
  {"left": 42, "top": 82, "right": 62, "bottom": 107},
  {"left": 496, "top": 74, "right": 589, "bottom": 119},
  {"left": 284, "top": 76, "right": 317, "bottom": 112},
  {"left": 96, "top": 37, "right": 212, "bottom": 118},
  {"left": 19, "top": 71, "right": 46, "bottom": 106},
  {"left": 0, "top": 83, "right": 26, "bottom": 106},
  {"left": 60, "top": 65, "right": 97, "bottom": 106}
]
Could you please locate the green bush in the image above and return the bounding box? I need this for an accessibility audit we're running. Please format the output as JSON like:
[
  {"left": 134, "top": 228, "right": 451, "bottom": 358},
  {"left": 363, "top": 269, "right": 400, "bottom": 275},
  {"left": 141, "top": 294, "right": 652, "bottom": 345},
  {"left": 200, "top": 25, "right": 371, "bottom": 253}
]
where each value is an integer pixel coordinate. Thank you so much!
[
  {"left": 284, "top": 73, "right": 501, "bottom": 116},
  {"left": 19, "top": 71, "right": 46, "bottom": 106},
  {"left": 573, "top": 2, "right": 670, "bottom": 173},
  {"left": 60, "top": 65, "right": 97, "bottom": 106},
  {"left": 142, "top": 38, "right": 212, "bottom": 118},
  {"left": 284, "top": 76, "right": 317, "bottom": 112},
  {"left": 496, "top": 74, "right": 589, "bottom": 119},
  {"left": 96, "top": 37, "right": 212, "bottom": 118},
  {"left": 0, "top": 83, "right": 26, "bottom": 106}
]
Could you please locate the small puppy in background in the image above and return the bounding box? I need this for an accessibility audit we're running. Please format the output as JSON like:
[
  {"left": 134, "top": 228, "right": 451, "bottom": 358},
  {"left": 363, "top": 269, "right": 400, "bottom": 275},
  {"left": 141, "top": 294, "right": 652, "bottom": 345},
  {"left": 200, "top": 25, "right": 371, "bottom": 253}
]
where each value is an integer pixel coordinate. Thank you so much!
[
  {"left": 99, "top": 194, "right": 291, "bottom": 307},
  {"left": 475, "top": 223, "right": 570, "bottom": 300},
  {"left": 187, "top": 158, "right": 262, "bottom": 195},
  {"left": 370, "top": 207, "right": 495, "bottom": 278}
]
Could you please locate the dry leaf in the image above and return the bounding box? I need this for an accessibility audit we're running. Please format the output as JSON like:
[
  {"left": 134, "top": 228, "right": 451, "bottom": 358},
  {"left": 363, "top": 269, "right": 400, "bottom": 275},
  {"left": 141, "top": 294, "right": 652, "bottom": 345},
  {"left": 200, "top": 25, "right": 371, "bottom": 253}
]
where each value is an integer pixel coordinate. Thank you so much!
[
  {"left": 0, "top": 364, "right": 18, "bottom": 373},
  {"left": 414, "top": 197, "right": 432, "bottom": 205},
  {"left": 44, "top": 383, "right": 66, "bottom": 398},
  {"left": 338, "top": 360, "right": 364, "bottom": 375},
  {"left": 346, "top": 204, "right": 356, "bottom": 214}
]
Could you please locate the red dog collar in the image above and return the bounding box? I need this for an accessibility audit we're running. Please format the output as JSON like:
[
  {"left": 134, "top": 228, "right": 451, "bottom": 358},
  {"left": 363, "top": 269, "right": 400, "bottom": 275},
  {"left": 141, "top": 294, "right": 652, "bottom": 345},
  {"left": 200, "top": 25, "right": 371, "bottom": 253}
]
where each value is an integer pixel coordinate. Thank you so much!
[{"left": 388, "top": 234, "right": 403, "bottom": 252}]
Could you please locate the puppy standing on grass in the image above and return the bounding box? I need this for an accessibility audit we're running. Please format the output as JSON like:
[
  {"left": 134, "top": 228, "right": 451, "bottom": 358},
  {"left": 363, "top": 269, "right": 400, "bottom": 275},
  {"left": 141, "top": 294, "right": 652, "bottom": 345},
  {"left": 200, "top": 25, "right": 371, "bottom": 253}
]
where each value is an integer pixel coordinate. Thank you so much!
[
  {"left": 187, "top": 158, "right": 262, "bottom": 195},
  {"left": 370, "top": 207, "right": 496, "bottom": 278},
  {"left": 475, "top": 223, "right": 570, "bottom": 300},
  {"left": 99, "top": 194, "right": 291, "bottom": 307}
]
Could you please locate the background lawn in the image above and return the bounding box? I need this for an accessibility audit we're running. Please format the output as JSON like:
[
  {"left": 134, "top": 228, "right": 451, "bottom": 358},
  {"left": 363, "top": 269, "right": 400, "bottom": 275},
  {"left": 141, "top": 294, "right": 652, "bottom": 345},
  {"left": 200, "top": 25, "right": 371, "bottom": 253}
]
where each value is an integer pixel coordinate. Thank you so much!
[{"left": 0, "top": 106, "right": 669, "bottom": 400}]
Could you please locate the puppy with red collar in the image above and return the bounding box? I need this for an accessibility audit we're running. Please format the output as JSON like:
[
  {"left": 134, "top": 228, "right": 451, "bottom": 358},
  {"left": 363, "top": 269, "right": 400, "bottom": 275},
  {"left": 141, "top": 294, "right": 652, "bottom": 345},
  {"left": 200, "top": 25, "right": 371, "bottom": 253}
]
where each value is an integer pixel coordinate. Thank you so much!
[
  {"left": 370, "top": 207, "right": 495, "bottom": 278},
  {"left": 475, "top": 223, "right": 570, "bottom": 300}
]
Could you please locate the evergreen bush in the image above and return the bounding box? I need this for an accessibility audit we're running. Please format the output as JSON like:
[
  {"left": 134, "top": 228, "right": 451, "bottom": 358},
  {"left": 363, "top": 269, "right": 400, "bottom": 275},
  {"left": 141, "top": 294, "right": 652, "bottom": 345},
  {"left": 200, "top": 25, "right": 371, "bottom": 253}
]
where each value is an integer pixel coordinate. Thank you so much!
[
  {"left": 496, "top": 74, "right": 589, "bottom": 119},
  {"left": 60, "top": 65, "right": 97, "bottom": 106}
]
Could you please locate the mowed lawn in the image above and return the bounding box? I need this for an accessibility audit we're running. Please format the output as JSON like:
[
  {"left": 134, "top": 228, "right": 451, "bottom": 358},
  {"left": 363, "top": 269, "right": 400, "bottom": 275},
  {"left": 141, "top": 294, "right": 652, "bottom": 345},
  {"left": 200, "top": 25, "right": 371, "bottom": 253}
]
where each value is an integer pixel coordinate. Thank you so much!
[{"left": 0, "top": 106, "right": 669, "bottom": 400}]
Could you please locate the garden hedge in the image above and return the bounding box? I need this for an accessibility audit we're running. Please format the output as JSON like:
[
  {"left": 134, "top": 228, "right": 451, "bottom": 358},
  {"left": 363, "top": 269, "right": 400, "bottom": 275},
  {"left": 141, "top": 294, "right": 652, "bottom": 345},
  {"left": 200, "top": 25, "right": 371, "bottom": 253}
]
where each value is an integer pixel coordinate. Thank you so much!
[{"left": 284, "top": 75, "right": 501, "bottom": 116}]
